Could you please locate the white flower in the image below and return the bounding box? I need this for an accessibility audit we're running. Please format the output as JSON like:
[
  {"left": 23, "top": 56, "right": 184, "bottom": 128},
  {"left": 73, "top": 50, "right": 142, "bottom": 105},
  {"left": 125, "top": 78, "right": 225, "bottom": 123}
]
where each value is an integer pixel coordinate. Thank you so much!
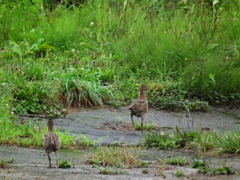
[
  {"left": 213, "top": 0, "right": 219, "bottom": 6},
  {"left": 90, "top": 22, "right": 94, "bottom": 26}
]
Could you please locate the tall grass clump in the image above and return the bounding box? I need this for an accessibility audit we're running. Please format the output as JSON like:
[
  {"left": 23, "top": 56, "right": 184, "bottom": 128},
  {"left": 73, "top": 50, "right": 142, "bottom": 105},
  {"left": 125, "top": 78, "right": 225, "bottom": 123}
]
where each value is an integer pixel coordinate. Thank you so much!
[
  {"left": 197, "top": 128, "right": 240, "bottom": 153},
  {"left": 85, "top": 147, "right": 148, "bottom": 168},
  {"left": 59, "top": 67, "right": 113, "bottom": 107}
]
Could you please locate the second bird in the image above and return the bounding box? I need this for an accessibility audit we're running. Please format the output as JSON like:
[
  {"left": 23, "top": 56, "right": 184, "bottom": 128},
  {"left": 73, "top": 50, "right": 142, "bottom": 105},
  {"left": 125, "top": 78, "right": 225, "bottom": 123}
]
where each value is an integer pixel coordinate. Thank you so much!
[
  {"left": 129, "top": 84, "right": 148, "bottom": 132},
  {"left": 42, "top": 119, "right": 61, "bottom": 168}
]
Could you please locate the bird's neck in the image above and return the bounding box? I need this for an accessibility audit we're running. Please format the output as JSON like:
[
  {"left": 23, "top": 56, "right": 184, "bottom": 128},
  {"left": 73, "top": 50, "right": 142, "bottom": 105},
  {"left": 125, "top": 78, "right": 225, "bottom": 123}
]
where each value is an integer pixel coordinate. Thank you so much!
[
  {"left": 48, "top": 125, "right": 54, "bottom": 132},
  {"left": 139, "top": 91, "right": 146, "bottom": 100},
  {"left": 48, "top": 120, "right": 54, "bottom": 132}
]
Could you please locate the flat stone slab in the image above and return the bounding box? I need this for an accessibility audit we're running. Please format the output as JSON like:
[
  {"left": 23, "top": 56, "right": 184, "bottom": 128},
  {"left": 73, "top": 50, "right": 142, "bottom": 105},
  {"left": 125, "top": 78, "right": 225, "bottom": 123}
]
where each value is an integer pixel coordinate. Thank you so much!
[{"left": 54, "top": 107, "right": 240, "bottom": 145}]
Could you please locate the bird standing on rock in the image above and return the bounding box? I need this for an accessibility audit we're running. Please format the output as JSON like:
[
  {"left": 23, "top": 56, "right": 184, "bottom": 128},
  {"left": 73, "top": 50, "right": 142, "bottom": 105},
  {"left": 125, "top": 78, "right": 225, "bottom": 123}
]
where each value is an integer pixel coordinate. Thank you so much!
[
  {"left": 42, "top": 119, "right": 61, "bottom": 168},
  {"left": 129, "top": 84, "right": 148, "bottom": 133}
]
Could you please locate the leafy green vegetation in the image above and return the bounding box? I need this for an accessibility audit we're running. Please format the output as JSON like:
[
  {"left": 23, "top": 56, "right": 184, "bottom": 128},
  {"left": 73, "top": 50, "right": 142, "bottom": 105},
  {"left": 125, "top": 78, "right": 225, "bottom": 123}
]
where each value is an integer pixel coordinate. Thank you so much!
[
  {"left": 164, "top": 157, "right": 189, "bottom": 166},
  {"left": 85, "top": 147, "right": 150, "bottom": 168},
  {"left": 157, "top": 156, "right": 234, "bottom": 176},
  {"left": 135, "top": 123, "right": 157, "bottom": 131},
  {"left": 98, "top": 166, "right": 127, "bottom": 175},
  {"left": 190, "top": 160, "right": 206, "bottom": 169},
  {"left": 144, "top": 129, "right": 199, "bottom": 149},
  {"left": 142, "top": 169, "right": 149, "bottom": 174},
  {"left": 145, "top": 126, "right": 240, "bottom": 154},
  {"left": 196, "top": 128, "right": 240, "bottom": 153},
  {"left": 174, "top": 171, "right": 185, "bottom": 177},
  {"left": 59, "top": 160, "right": 74, "bottom": 168},
  {"left": 144, "top": 132, "right": 179, "bottom": 149},
  {"left": 198, "top": 166, "right": 234, "bottom": 175},
  {"left": 0, "top": 159, "right": 12, "bottom": 169},
  {"left": 0, "top": 116, "right": 76, "bottom": 148}
]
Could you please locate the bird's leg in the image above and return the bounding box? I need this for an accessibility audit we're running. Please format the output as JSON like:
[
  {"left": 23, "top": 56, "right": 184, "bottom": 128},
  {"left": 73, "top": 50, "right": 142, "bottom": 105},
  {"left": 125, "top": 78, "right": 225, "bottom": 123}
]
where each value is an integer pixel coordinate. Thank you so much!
[
  {"left": 55, "top": 151, "right": 59, "bottom": 168},
  {"left": 47, "top": 153, "right": 52, "bottom": 168},
  {"left": 131, "top": 114, "right": 135, "bottom": 130},
  {"left": 141, "top": 116, "right": 144, "bottom": 134}
]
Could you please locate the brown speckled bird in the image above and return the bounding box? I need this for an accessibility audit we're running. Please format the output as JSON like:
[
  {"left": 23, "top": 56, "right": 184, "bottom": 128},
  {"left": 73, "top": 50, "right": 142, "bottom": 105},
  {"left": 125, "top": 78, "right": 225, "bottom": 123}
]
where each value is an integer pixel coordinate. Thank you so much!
[
  {"left": 42, "top": 119, "right": 61, "bottom": 168},
  {"left": 129, "top": 84, "right": 148, "bottom": 132}
]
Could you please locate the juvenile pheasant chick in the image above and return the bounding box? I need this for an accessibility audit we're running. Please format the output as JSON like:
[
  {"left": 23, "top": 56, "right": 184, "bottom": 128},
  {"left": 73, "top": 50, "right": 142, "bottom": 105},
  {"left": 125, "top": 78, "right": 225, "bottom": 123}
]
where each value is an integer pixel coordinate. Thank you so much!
[
  {"left": 129, "top": 84, "right": 148, "bottom": 133},
  {"left": 42, "top": 119, "right": 61, "bottom": 168}
]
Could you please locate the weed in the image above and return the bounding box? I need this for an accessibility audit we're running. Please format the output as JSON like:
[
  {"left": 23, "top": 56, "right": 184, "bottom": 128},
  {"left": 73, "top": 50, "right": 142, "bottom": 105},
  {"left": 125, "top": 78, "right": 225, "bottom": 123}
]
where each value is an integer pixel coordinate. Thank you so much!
[
  {"left": 0, "top": 159, "right": 11, "bottom": 169},
  {"left": 164, "top": 157, "right": 189, "bottom": 166},
  {"left": 174, "top": 128, "right": 200, "bottom": 147},
  {"left": 209, "top": 130, "right": 240, "bottom": 153},
  {"left": 174, "top": 171, "right": 185, "bottom": 177},
  {"left": 195, "top": 128, "right": 240, "bottom": 153},
  {"left": 60, "top": 74, "right": 113, "bottom": 107},
  {"left": 59, "top": 160, "right": 74, "bottom": 168},
  {"left": 144, "top": 133, "right": 178, "bottom": 149},
  {"left": 135, "top": 123, "right": 157, "bottom": 131},
  {"left": 199, "top": 166, "right": 234, "bottom": 175},
  {"left": 154, "top": 164, "right": 169, "bottom": 177},
  {"left": 190, "top": 160, "right": 206, "bottom": 168},
  {"left": 142, "top": 169, "right": 149, "bottom": 174},
  {"left": 98, "top": 166, "right": 127, "bottom": 175},
  {"left": 144, "top": 128, "right": 199, "bottom": 149},
  {"left": 85, "top": 147, "right": 148, "bottom": 168}
]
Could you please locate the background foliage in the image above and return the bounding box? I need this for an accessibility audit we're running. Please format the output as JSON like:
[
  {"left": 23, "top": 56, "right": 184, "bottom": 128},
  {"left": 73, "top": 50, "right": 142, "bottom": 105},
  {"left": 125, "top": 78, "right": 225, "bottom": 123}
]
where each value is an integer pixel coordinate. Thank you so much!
[{"left": 0, "top": 0, "right": 240, "bottom": 146}]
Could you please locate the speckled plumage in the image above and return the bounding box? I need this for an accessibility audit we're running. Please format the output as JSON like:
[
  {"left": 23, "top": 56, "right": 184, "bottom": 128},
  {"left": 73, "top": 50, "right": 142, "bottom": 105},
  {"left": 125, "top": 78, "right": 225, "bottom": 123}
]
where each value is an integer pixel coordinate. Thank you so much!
[
  {"left": 42, "top": 119, "right": 61, "bottom": 168},
  {"left": 129, "top": 84, "right": 148, "bottom": 132}
]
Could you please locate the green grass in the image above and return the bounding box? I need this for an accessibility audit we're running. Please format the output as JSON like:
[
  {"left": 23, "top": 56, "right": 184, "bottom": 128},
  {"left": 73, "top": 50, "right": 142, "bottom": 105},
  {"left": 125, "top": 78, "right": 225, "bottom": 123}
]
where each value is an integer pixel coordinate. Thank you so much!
[
  {"left": 190, "top": 160, "right": 206, "bottom": 169},
  {"left": 144, "top": 132, "right": 179, "bottom": 149},
  {"left": 59, "top": 160, "right": 74, "bottom": 168},
  {"left": 98, "top": 166, "right": 127, "bottom": 175},
  {"left": 0, "top": 0, "right": 240, "bottom": 148},
  {"left": 198, "top": 166, "right": 234, "bottom": 175},
  {"left": 195, "top": 128, "right": 240, "bottom": 153},
  {"left": 163, "top": 157, "right": 189, "bottom": 166},
  {"left": 0, "top": 114, "right": 76, "bottom": 148},
  {"left": 174, "top": 171, "right": 185, "bottom": 177},
  {"left": 145, "top": 127, "right": 240, "bottom": 154},
  {"left": 0, "top": 159, "right": 12, "bottom": 169},
  {"left": 85, "top": 147, "right": 150, "bottom": 168},
  {"left": 135, "top": 123, "right": 157, "bottom": 131},
  {"left": 144, "top": 128, "right": 200, "bottom": 149}
]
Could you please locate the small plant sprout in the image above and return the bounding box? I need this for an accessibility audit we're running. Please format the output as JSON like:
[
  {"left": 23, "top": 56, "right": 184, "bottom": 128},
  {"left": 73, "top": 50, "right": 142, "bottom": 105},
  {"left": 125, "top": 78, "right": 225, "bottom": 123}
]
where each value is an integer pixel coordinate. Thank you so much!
[
  {"left": 142, "top": 169, "right": 149, "bottom": 174},
  {"left": 164, "top": 157, "right": 189, "bottom": 166},
  {"left": 174, "top": 171, "right": 185, "bottom": 177},
  {"left": 0, "top": 159, "right": 11, "bottom": 169},
  {"left": 135, "top": 123, "right": 157, "bottom": 131},
  {"left": 98, "top": 167, "right": 127, "bottom": 175},
  {"left": 59, "top": 160, "right": 74, "bottom": 168}
]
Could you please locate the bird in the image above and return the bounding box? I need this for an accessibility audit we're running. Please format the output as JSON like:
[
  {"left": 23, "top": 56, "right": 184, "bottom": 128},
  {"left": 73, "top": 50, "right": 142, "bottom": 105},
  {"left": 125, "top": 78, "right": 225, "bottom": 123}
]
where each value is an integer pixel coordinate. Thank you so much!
[
  {"left": 42, "top": 119, "right": 61, "bottom": 168},
  {"left": 129, "top": 84, "right": 148, "bottom": 133}
]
